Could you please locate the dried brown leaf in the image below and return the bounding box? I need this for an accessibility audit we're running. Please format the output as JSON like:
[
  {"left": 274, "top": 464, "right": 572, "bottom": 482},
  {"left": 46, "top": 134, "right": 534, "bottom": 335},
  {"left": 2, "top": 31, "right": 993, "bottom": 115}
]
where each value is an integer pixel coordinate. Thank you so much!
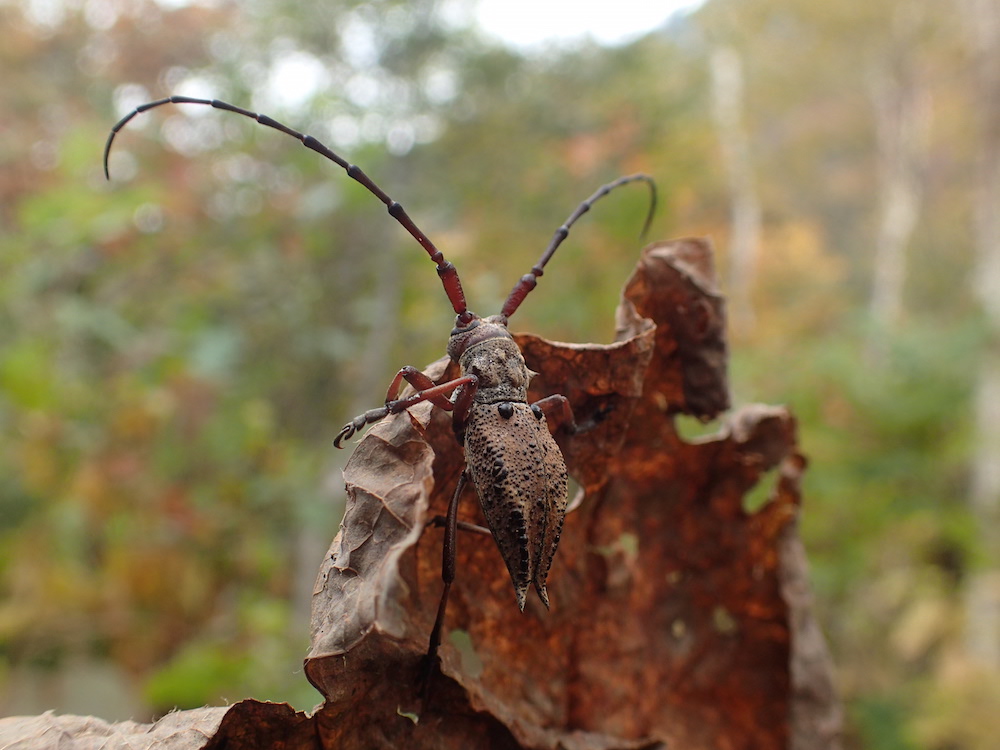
[
  {"left": 303, "top": 240, "right": 841, "bottom": 749},
  {"left": 0, "top": 706, "right": 230, "bottom": 750},
  {"left": 0, "top": 701, "right": 318, "bottom": 750}
]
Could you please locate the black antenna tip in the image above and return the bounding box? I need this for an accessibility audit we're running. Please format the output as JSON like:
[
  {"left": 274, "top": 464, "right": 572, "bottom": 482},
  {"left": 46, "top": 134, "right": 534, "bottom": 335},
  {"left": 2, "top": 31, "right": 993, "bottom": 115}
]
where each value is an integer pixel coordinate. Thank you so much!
[
  {"left": 639, "top": 175, "right": 657, "bottom": 240},
  {"left": 102, "top": 132, "right": 115, "bottom": 181}
]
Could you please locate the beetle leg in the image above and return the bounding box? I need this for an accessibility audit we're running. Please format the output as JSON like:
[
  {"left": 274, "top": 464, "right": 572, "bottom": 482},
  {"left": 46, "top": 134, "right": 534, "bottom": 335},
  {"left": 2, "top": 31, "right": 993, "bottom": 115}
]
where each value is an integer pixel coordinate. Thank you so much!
[
  {"left": 531, "top": 393, "right": 613, "bottom": 435},
  {"left": 385, "top": 365, "right": 455, "bottom": 411},
  {"left": 420, "top": 469, "right": 468, "bottom": 698},
  {"left": 449, "top": 375, "right": 480, "bottom": 444},
  {"left": 334, "top": 373, "right": 477, "bottom": 447},
  {"left": 530, "top": 393, "right": 578, "bottom": 433},
  {"left": 425, "top": 516, "right": 492, "bottom": 536}
]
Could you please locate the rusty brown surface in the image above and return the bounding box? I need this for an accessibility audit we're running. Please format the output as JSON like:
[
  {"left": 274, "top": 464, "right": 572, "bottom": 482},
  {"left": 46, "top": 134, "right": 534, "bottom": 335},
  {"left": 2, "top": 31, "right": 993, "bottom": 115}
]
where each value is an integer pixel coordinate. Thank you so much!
[{"left": 302, "top": 239, "right": 838, "bottom": 749}]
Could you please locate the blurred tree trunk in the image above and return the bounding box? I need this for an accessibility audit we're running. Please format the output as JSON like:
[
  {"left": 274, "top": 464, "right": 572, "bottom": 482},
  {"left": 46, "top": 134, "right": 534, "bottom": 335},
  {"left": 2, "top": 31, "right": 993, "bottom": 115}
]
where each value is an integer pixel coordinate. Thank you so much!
[
  {"left": 962, "top": 0, "right": 1000, "bottom": 671},
  {"left": 865, "top": 15, "right": 930, "bottom": 360},
  {"left": 711, "top": 46, "right": 761, "bottom": 338}
]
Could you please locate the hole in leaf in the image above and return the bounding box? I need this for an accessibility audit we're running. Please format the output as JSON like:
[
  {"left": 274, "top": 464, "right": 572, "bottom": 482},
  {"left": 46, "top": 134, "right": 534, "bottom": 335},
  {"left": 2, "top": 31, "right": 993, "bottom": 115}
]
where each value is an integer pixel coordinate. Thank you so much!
[
  {"left": 674, "top": 414, "right": 723, "bottom": 442},
  {"left": 742, "top": 467, "right": 776, "bottom": 514},
  {"left": 448, "top": 629, "right": 483, "bottom": 679}
]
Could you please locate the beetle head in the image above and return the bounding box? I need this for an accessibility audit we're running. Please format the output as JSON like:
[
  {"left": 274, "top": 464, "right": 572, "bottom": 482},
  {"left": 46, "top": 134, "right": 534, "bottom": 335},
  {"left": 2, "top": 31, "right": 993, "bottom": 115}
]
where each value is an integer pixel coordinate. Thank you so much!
[{"left": 447, "top": 314, "right": 511, "bottom": 363}]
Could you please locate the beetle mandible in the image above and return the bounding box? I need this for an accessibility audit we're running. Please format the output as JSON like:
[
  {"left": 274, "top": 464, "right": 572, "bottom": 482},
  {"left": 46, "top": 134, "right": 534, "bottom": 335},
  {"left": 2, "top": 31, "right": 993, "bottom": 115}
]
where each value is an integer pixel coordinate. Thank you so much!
[{"left": 104, "top": 95, "right": 656, "bottom": 671}]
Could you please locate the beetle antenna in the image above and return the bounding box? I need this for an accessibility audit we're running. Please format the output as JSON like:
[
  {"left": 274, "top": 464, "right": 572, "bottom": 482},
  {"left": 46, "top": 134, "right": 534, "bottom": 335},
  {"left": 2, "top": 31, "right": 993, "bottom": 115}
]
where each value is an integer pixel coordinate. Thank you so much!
[
  {"left": 500, "top": 174, "right": 657, "bottom": 320},
  {"left": 104, "top": 96, "right": 474, "bottom": 325}
]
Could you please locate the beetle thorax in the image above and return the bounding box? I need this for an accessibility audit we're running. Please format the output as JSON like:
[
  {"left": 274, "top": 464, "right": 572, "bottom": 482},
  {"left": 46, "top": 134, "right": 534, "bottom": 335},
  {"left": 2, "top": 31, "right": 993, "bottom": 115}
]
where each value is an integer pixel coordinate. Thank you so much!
[{"left": 450, "top": 319, "right": 531, "bottom": 405}]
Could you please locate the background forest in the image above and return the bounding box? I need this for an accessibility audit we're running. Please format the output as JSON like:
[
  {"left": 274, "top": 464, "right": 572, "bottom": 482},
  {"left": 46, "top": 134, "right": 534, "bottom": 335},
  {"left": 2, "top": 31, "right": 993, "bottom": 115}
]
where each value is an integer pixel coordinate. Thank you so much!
[{"left": 1, "top": 0, "right": 997, "bottom": 747}]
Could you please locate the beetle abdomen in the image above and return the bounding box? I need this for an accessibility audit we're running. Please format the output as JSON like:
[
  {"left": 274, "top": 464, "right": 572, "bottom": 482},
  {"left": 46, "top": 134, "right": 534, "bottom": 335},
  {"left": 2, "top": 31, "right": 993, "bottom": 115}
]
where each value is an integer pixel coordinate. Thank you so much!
[{"left": 463, "top": 401, "right": 568, "bottom": 610}]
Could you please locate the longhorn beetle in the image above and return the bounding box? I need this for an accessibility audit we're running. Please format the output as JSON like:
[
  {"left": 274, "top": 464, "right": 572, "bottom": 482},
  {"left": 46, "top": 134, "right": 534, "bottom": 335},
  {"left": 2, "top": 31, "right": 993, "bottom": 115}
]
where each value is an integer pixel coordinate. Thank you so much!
[{"left": 104, "top": 95, "right": 656, "bottom": 678}]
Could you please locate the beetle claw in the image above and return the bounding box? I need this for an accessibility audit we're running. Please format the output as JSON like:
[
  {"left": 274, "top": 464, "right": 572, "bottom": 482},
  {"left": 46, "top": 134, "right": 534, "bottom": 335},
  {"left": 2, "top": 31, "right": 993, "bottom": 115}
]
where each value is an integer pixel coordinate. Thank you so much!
[
  {"left": 333, "top": 419, "right": 364, "bottom": 448},
  {"left": 333, "top": 410, "right": 384, "bottom": 448},
  {"left": 333, "top": 422, "right": 357, "bottom": 448}
]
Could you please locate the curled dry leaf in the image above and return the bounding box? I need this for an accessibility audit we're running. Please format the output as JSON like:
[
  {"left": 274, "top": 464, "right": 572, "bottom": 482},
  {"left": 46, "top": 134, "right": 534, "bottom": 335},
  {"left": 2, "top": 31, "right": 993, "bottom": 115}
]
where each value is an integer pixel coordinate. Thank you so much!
[
  {"left": 0, "top": 701, "right": 321, "bottom": 750},
  {"left": 304, "top": 239, "right": 841, "bottom": 749},
  {"left": 3, "top": 240, "right": 839, "bottom": 750}
]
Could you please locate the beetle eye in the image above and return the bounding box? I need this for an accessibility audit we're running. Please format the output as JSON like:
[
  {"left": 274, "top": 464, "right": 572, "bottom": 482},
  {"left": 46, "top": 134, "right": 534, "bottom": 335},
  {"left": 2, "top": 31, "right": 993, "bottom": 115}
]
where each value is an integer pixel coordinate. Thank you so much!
[
  {"left": 498, "top": 403, "right": 515, "bottom": 419},
  {"left": 450, "top": 319, "right": 481, "bottom": 336},
  {"left": 531, "top": 404, "right": 544, "bottom": 420}
]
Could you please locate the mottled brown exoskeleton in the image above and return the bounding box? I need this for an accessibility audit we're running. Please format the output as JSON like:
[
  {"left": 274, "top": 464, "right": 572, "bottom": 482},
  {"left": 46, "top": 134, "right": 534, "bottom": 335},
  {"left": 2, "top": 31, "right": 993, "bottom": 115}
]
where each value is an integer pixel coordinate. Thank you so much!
[{"left": 104, "top": 95, "right": 656, "bottom": 675}]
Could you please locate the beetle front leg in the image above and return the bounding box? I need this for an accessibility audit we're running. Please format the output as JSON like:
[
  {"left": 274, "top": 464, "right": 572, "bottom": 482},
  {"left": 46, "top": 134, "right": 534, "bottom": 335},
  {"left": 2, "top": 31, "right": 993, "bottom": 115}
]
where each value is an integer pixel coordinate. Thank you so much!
[
  {"left": 425, "top": 516, "right": 492, "bottom": 536},
  {"left": 334, "top": 373, "right": 478, "bottom": 448},
  {"left": 384, "top": 365, "right": 456, "bottom": 411}
]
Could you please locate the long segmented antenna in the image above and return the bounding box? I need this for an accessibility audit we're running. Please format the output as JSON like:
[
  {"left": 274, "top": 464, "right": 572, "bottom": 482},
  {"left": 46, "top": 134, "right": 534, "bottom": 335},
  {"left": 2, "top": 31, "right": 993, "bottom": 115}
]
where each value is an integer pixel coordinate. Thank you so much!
[
  {"left": 500, "top": 174, "right": 657, "bottom": 320},
  {"left": 104, "top": 95, "right": 474, "bottom": 325}
]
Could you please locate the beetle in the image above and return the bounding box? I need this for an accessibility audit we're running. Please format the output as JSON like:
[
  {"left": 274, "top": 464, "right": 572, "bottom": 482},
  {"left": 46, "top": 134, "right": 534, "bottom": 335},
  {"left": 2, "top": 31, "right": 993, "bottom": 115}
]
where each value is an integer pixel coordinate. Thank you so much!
[{"left": 104, "top": 95, "right": 656, "bottom": 674}]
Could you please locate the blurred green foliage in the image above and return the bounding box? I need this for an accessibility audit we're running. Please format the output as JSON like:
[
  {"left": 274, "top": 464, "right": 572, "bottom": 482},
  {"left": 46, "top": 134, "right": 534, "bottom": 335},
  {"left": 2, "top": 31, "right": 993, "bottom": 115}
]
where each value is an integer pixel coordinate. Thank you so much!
[{"left": 0, "top": 0, "right": 995, "bottom": 746}]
